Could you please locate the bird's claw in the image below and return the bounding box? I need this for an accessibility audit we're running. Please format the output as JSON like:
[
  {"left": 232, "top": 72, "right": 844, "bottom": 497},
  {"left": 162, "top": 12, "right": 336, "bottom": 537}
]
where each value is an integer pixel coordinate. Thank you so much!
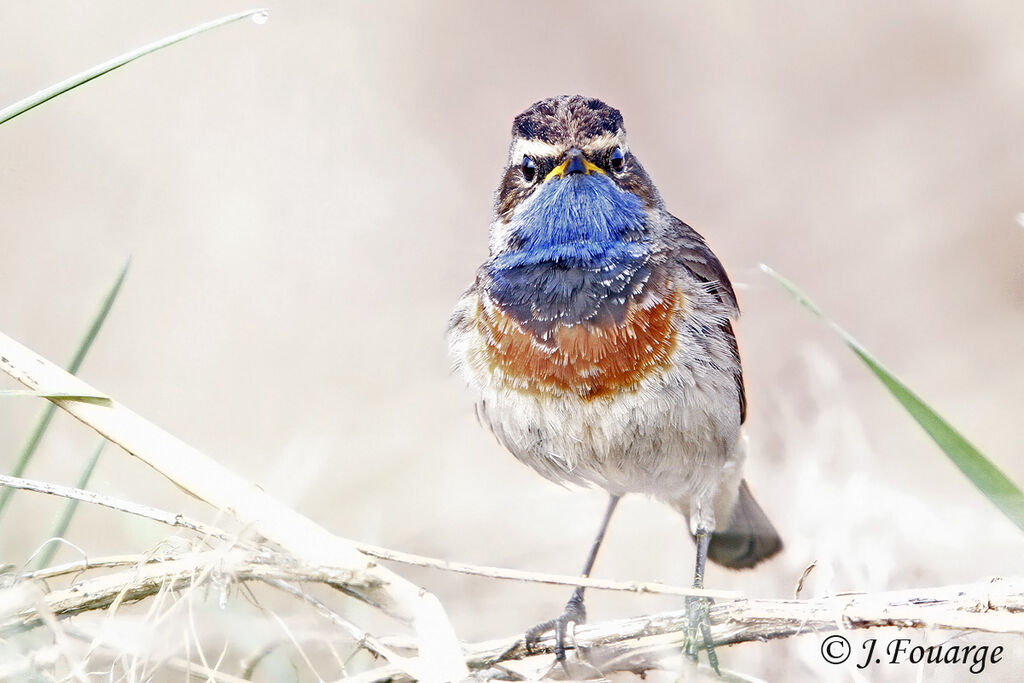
[
  {"left": 685, "top": 594, "right": 720, "bottom": 674},
  {"left": 524, "top": 594, "right": 586, "bottom": 663}
]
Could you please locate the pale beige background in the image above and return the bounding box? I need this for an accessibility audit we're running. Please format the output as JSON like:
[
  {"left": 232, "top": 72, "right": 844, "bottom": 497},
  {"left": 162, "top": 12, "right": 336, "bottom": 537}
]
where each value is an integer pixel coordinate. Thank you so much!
[{"left": 1, "top": 2, "right": 1022, "bottom": 681}]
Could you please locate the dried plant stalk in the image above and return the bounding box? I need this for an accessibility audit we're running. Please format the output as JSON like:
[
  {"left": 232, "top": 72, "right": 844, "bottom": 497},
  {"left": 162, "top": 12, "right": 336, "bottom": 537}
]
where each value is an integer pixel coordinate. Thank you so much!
[
  {"left": 2, "top": 548, "right": 373, "bottom": 632},
  {"left": 351, "top": 578, "right": 1024, "bottom": 682},
  {"left": 0, "top": 330, "right": 466, "bottom": 681}
]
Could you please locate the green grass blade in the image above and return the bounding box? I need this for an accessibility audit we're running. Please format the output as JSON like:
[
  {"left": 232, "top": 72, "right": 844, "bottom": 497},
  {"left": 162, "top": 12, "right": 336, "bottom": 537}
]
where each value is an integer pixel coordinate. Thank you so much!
[
  {"left": 0, "top": 259, "right": 129, "bottom": 519},
  {"left": 0, "top": 8, "right": 268, "bottom": 127},
  {"left": 29, "top": 439, "right": 106, "bottom": 571},
  {"left": 0, "top": 391, "right": 110, "bottom": 400},
  {"left": 762, "top": 264, "right": 1024, "bottom": 534},
  {"left": 68, "top": 257, "right": 131, "bottom": 376}
]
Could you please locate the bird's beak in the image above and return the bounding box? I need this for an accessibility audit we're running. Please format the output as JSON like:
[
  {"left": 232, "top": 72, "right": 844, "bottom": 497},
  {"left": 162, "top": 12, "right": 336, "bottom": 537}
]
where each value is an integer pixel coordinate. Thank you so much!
[{"left": 544, "top": 148, "right": 606, "bottom": 182}]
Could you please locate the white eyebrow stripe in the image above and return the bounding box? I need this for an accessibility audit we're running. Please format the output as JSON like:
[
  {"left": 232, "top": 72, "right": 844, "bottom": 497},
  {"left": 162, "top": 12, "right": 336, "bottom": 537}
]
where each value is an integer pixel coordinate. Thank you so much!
[
  {"left": 581, "top": 132, "right": 625, "bottom": 155},
  {"left": 510, "top": 138, "right": 563, "bottom": 161}
]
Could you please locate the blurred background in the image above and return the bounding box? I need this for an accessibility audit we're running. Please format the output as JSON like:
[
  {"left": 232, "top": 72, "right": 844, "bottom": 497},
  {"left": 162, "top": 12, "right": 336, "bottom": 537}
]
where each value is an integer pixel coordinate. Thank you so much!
[{"left": 1, "top": 2, "right": 1022, "bottom": 680}]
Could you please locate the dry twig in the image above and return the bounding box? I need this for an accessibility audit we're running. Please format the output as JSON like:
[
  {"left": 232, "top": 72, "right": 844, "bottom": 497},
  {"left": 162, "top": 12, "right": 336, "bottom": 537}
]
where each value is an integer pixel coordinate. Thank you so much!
[
  {"left": 0, "top": 473, "right": 225, "bottom": 540},
  {"left": 346, "top": 578, "right": 1024, "bottom": 682},
  {"left": 2, "top": 548, "right": 377, "bottom": 633},
  {"left": 352, "top": 542, "right": 740, "bottom": 599}
]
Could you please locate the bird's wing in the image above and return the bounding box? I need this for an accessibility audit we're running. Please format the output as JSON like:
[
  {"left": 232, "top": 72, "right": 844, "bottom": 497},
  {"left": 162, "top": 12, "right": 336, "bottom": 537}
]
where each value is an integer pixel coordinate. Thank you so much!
[
  {"left": 665, "top": 215, "right": 746, "bottom": 424},
  {"left": 665, "top": 215, "right": 740, "bottom": 312}
]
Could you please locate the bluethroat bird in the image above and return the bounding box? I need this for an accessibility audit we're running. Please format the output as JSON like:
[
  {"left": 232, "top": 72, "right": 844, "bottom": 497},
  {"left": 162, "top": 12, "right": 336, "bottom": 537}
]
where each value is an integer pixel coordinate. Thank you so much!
[{"left": 448, "top": 95, "right": 782, "bottom": 670}]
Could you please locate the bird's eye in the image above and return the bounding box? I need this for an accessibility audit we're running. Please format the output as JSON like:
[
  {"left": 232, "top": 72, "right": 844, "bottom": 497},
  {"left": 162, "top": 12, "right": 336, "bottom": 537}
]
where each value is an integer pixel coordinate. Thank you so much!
[
  {"left": 521, "top": 155, "right": 537, "bottom": 183},
  {"left": 609, "top": 146, "right": 625, "bottom": 173}
]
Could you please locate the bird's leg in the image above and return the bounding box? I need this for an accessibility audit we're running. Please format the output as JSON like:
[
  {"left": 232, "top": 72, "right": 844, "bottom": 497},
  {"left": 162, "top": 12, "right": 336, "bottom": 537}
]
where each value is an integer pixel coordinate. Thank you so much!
[
  {"left": 685, "top": 528, "right": 720, "bottom": 674},
  {"left": 524, "top": 495, "right": 621, "bottom": 666}
]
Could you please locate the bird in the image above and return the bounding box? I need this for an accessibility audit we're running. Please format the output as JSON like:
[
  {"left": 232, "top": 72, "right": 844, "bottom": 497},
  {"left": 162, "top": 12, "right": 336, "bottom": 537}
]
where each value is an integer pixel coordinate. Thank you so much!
[{"left": 447, "top": 95, "right": 782, "bottom": 671}]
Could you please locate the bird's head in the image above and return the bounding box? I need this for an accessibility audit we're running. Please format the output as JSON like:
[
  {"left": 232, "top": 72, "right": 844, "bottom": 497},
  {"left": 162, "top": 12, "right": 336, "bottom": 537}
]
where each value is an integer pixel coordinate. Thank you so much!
[
  {"left": 482, "top": 96, "right": 668, "bottom": 336},
  {"left": 489, "top": 95, "right": 661, "bottom": 260}
]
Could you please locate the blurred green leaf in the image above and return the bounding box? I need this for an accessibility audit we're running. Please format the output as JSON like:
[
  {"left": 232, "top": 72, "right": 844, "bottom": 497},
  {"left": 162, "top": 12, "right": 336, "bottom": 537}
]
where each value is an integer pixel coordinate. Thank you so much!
[
  {"left": 762, "top": 264, "right": 1024, "bottom": 534},
  {"left": 30, "top": 439, "right": 106, "bottom": 571},
  {"left": 0, "top": 259, "right": 129, "bottom": 519},
  {"left": 0, "top": 8, "right": 268, "bottom": 127}
]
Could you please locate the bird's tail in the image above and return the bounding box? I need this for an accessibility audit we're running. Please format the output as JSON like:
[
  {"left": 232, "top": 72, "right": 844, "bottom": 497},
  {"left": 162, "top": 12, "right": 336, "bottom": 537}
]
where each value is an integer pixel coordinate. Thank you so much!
[{"left": 706, "top": 480, "right": 782, "bottom": 569}]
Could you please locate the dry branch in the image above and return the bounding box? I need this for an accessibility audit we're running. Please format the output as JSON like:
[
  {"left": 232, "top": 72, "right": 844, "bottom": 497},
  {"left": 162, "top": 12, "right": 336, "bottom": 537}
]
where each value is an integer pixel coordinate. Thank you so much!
[
  {"left": 22, "top": 554, "right": 201, "bottom": 582},
  {"left": 0, "top": 473, "right": 224, "bottom": 539},
  {"left": 1, "top": 548, "right": 377, "bottom": 633},
  {"left": 353, "top": 542, "right": 740, "bottom": 599},
  {"left": 347, "top": 578, "right": 1024, "bottom": 682},
  {"left": 0, "top": 330, "right": 466, "bottom": 681}
]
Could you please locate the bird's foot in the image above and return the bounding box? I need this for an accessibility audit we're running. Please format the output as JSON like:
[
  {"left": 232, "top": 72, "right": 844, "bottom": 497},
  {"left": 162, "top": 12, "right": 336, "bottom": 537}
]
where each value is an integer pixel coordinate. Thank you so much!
[
  {"left": 685, "top": 593, "right": 720, "bottom": 675},
  {"left": 524, "top": 593, "right": 586, "bottom": 667}
]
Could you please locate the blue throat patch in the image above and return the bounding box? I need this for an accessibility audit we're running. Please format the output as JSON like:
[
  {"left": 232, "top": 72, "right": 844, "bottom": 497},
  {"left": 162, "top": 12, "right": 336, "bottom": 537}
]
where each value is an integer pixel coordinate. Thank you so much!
[{"left": 487, "top": 174, "right": 652, "bottom": 336}]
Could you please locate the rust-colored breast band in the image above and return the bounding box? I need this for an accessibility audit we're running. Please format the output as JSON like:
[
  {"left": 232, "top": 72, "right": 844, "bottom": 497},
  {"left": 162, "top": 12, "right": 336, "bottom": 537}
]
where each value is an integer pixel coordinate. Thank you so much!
[{"left": 477, "top": 286, "right": 680, "bottom": 399}]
